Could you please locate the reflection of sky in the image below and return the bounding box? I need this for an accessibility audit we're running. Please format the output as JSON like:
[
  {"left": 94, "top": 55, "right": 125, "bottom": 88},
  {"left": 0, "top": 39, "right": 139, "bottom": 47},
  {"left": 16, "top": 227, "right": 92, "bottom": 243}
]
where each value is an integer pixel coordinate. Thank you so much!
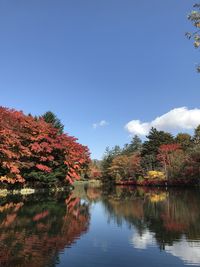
[
  {"left": 130, "top": 230, "right": 155, "bottom": 249},
  {"left": 131, "top": 229, "right": 200, "bottom": 266},
  {"left": 166, "top": 239, "right": 200, "bottom": 266}
]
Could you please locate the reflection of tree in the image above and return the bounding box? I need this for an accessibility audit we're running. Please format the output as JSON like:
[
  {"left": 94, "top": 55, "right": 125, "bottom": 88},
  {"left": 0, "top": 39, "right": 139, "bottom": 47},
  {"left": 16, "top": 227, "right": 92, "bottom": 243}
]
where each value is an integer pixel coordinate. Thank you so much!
[
  {"left": 0, "top": 193, "right": 90, "bottom": 267},
  {"left": 102, "top": 187, "right": 200, "bottom": 249},
  {"left": 86, "top": 187, "right": 102, "bottom": 201}
]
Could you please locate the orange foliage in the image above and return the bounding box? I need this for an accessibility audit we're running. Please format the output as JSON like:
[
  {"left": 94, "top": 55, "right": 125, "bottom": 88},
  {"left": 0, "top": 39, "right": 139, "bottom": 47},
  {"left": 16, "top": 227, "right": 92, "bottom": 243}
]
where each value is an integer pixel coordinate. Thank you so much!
[{"left": 0, "top": 107, "right": 90, "bottom": 184}]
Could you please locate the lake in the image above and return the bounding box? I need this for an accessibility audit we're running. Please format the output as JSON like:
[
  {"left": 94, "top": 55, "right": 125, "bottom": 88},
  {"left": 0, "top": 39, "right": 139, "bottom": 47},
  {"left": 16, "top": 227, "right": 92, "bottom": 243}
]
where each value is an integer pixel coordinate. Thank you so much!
[{"left": 0, "top": 186, "right": 200, "bottom": 267}]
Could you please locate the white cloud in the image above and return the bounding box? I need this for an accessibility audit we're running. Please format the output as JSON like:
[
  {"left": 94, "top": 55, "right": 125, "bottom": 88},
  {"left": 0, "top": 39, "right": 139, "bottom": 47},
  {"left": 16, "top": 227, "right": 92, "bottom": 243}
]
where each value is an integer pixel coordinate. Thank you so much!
[
  {"left": 93, "top": 120, "right": 109, "bottom": 129},
  {"left": 125, "top": 107, "right": 200, "bottom": 136}
]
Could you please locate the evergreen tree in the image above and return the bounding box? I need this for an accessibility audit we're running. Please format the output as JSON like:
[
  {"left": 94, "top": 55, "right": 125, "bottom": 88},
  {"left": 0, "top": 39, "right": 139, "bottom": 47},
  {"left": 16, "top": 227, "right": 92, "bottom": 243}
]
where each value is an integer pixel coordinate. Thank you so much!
[
  {"left": 193, "top": 125, "right": 200, "bottom": 144},
  {"left": 101, "top": 146, "right": 122, "bottom": 181},
  {"left": 42, "top": 111, "right": 64, "bottom": 134},
  {"left": 175, "top": 133, "right": 192, "bottom": 150},
  {"left": 142, "top": 128, "right": 174, "bottom": 169},
  {"left": 123, "top": 135, "right": 142, "bottom": 155}
]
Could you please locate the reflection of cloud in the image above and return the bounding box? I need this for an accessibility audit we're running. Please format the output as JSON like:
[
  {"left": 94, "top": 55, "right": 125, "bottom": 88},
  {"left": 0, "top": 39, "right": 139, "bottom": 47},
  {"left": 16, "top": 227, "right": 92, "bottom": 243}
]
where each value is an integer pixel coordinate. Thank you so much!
[
  {"left": 166, "top": 238, "right": 200, "bottom": 266},
  {"left": 131, "top": 230, "right": 200, "bottom": 266},
  {"left": 131, "top": 230, "right": 155, "bottom": 249}
]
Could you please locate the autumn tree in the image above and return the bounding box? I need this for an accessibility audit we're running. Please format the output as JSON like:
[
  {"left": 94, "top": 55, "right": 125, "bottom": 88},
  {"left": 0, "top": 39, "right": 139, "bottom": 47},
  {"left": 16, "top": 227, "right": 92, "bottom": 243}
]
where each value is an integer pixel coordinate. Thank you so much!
[
  {"left": 107, "top": 154, "right": 142, "bottom": 183},
  {"left": 88, "top": 160, "right": 102, "bottom": 179},
  {"left": 100, "top": 125, "right": 199, "bottom": 185},
  {"left": 0, "top": 107, "right": 90, "bottom": 186},
  {"left": 101, "top": 146, "right": 122, "bottom": 179},
  {"left": 108, "top": 155, "right": 130, "bottom": 183},
  {"left": 186, "top": 3, "right": 200, "bottom": 72},
  {"left": 157, "top": 144, "right": 184, "bottom": 180},
  {"left": 127, "top": 153, "right": 142, "bottom": 179}
]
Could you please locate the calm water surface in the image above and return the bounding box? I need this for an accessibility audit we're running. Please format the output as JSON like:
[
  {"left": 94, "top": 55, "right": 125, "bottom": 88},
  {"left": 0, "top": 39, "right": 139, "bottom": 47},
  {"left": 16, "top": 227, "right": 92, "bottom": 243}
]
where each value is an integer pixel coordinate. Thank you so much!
[{"left": 0, "top": 186, "right": 200, "bottom": 267}]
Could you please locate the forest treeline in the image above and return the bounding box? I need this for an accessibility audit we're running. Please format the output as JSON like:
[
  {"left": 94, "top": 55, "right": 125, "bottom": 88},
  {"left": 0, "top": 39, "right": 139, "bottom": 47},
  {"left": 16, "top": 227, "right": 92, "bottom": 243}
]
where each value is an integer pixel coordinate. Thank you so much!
[
  {"left": 90, "top": 127, "right": 200, "bottom": 186},
  {"left": 1, "top": 106, "right": 200, "bottom": 188},
  {"left": 0, "top": 107, "right": 90, "bottom": 187}
]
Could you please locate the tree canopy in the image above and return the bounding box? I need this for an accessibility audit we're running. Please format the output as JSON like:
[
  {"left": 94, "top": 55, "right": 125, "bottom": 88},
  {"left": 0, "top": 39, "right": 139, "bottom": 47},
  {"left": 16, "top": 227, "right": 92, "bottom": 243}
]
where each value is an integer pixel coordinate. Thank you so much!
[
  {"left": 186, "top": 3, "right": 200, "bottom": 72},
  {"left": 0, "top": 107, "right": 90, "bottom": 186},
  {"left": 99, "top": 125, "right": 200, "bottom": 186}
]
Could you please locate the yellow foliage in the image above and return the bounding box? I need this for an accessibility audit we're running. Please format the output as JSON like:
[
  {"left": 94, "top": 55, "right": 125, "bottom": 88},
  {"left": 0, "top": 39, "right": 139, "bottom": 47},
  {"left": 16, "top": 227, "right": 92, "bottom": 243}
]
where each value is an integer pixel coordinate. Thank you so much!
[{"left": 145, "top": 171, "right": 165, "bottom": 180}]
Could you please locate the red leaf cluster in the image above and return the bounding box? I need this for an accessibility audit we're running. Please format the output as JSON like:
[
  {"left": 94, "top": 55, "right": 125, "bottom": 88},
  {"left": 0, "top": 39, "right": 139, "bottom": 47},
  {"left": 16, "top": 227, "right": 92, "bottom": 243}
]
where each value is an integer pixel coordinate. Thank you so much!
[
  {"left": 157, "top": 144, "right": 181, "bottom": 166},
  {"left": 0, "top": 107, "right": 90, "bottom": 184}
]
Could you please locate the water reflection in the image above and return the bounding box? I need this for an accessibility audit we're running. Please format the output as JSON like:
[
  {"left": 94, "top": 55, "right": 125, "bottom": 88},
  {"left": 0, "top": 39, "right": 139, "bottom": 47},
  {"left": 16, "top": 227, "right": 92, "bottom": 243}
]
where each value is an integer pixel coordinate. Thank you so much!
[
  {"left": 100, "top": 186, "right": 200, "bottom": 266},
  {"left": 0, "top": 192, "right": 90, "bottom": 267},
  {"left": 0, "top": 186, "right": 200, "bottom": 266},
  {"left": 131, "top": 230, "right": 155, "bottom": 249}
]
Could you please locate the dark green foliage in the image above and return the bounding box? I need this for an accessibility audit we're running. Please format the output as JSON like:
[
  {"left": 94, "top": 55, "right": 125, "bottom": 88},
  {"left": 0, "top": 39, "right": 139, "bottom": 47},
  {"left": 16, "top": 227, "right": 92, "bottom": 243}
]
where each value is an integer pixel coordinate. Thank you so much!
[
  {"left": 101, "top": 146, "right": 122, "bottom": 181},
  {"left": 141, "top": 128, "right": 174, "bottom": 169},
  {"left": 175, "top": 133, "right": 192, "bottom": 151},
  {"left": 141, "top": 154, "right": 156, "bottom": 172},
  {"left": 193, "top": 125, "right": 200, "bottom": 144},
  {"left": 123, "top": 135, "right": 142, "bottom": 155},
  {"left": 42, "top": 111, "right": 64, "bottom": 134},
  {"left": 183, "top": 145, "right": 200, "bottom": 180},
  {"left": 24, "top": 165, "right": 68, "bottom": 186}
]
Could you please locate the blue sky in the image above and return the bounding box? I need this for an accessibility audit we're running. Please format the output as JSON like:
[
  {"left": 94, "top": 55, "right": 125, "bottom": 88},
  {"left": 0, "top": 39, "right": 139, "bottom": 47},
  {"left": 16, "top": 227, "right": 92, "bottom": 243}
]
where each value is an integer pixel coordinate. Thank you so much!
[{"left": 0, "top": 0, "right": 199, "bottom": 159}]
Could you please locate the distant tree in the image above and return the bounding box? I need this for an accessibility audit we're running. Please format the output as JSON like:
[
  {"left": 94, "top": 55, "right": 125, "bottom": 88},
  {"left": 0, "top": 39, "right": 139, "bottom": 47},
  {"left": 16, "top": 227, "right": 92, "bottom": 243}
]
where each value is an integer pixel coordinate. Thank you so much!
[
  {"left": 101, "top": 146, "right": 122, "bottom": 181},
  {"left": 108, "top": 153, "right": 142, "bottom": 183},
  {"left": 183, "top": 145, "right": 200, "bottom": 180},
  {"left": 186, "top": 3, "right": 200, "bottom": 72},
  {"left": 123, "top": 135, "right": 142, "bottom": 155},
  {"left": 101, "top": 147, "right": 114, "bottom": 179},
  {"left": 142, "top": 128, "right": 174, "bottom": 169},
  {"left": 88, "top": 160, "right": 102, "bottom": 179},
  {"left": 112, "top": 145, "right": 122, "bottom": 156},
  {"left": 175, "top": 133, "right": 192, "bottom": 151},
  {"left": 92, "top": 159, "right": 101, "bottom": 168},
  {"left": 193, "top": 125, "right": 200, "bottom": 144},
  {"left": 128, "top": 153, "right": 143, "bottom": 179},
  {"left": 108, "top": 155, "right": 130, "bottom": 183},
  {"left": 157, "top": 144, "right": 183, "bottom": 179},
  {"left": 141, "top": 154, "right": 156, "bottom": 172},
  {"left": 42, "top": 111, "right": 64, "bottom": 134}
]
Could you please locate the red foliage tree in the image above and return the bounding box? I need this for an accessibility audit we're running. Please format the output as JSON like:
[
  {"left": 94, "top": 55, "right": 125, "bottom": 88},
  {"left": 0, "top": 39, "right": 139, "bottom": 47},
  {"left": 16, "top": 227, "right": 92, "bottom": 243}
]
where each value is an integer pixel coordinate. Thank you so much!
[
  {"left": 157, "top": 144, "right": 184, "bottom": 180},
  {"left": 0, "top": 107, "right": 90, "bottom": 185},
  {"left": 157, "top": 144, "right": 181, "bottom": 166}
]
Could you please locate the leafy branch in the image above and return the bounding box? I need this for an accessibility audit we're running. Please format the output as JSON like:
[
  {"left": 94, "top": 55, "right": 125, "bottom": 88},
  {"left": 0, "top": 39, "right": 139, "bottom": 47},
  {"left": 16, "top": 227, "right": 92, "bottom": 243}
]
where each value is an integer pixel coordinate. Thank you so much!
[{"left": 186, "top": 3, "right": 200, "bottom": 72}]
